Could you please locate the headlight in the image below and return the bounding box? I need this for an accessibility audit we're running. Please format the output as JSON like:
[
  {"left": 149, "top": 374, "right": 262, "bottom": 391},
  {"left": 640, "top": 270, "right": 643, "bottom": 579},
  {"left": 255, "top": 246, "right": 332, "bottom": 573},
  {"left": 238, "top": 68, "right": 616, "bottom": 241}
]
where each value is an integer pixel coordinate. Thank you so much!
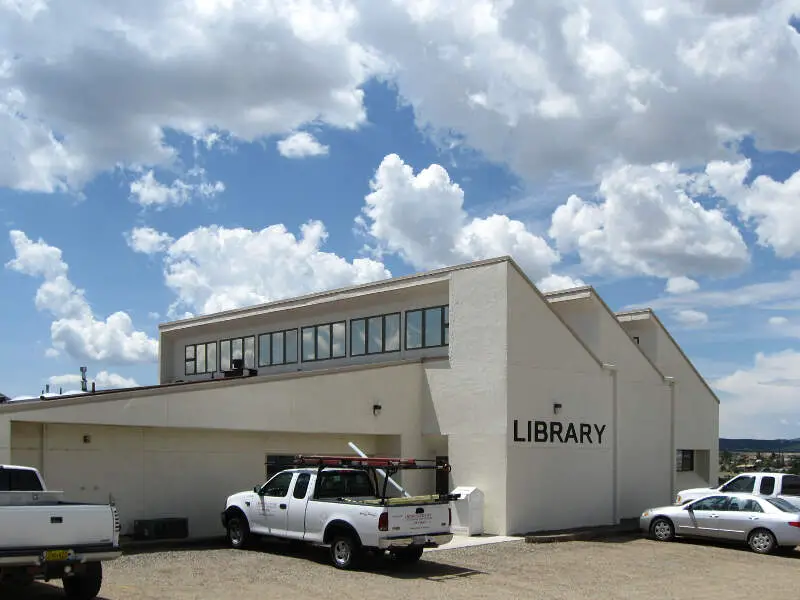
[{"left": 641, "top": 510, "right": 650, "bottom": 517}]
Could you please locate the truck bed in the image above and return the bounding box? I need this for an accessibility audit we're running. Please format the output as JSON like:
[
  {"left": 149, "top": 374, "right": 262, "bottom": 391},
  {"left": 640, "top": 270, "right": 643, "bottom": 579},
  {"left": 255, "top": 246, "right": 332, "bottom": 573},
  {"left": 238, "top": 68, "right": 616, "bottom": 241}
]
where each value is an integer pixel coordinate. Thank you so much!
[
  {"left": 0, "top": 503, "right": 117, "bottom": 551},
  {"left": 337, "top": 494, "right": 448, "bottom": 506}
]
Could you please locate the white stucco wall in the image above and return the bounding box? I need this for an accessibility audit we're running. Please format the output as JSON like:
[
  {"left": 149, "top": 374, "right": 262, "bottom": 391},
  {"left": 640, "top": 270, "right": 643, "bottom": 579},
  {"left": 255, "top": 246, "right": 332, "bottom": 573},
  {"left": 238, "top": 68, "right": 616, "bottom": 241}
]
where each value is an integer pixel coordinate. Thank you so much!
[
  {"left": 10, "top": 421, "right": 387, "bottom": 538},
  {"left": 618, "top": 315, "right": 719, "bottom": 492},
  {"left": 506, "top": 269, "right": 614, "bottom": 535},
  {"left": 424, "top": 262, "right": 509, "bottom": 534},
  {"left": 549, "top": 297, "right": 673, "bottom": 519}
]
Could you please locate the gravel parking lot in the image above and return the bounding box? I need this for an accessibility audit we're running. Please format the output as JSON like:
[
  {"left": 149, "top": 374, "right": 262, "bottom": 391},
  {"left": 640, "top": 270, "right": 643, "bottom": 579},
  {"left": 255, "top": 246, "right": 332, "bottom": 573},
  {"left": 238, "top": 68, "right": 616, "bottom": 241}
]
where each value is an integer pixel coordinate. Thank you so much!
[{"left": 4, "top": 535, "right": 799, "bottom": 600}]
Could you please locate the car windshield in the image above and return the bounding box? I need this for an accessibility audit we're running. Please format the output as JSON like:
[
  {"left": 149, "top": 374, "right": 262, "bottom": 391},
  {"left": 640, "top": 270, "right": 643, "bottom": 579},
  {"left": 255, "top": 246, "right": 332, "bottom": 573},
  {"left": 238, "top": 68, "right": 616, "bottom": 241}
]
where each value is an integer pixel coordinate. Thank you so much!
[{"left": 765, "top": 497, "right": 800, "bottom": 513}]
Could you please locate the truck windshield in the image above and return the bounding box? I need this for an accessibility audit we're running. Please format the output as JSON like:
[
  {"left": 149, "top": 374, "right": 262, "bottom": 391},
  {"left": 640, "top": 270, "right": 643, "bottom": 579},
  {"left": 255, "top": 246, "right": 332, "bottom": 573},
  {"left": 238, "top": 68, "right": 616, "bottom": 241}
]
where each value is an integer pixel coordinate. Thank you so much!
[
  {"left": 316, "top": 471, "right": 375, "bottom": 499},
  {"left": 0, "top": 467, "right": 43, "bottom": 491}
]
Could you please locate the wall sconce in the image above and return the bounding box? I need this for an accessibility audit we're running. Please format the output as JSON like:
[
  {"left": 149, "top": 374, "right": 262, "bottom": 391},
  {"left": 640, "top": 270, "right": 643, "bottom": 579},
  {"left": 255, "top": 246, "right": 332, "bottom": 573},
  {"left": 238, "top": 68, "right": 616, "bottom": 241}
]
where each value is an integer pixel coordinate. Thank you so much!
[
  {"left": 553, "top": 403, "right": 562, "bottom": 415},
  {"left": 372, "top": 403, "right": 382, "bottom": 416}
]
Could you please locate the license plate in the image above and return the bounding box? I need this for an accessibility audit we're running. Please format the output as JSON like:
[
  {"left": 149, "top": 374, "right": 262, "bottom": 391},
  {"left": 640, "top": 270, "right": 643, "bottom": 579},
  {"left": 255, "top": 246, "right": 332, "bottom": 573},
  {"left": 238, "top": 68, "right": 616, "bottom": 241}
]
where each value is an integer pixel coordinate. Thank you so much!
[{"left": 43, "top": 549, "right": 71, "bottom": 562}]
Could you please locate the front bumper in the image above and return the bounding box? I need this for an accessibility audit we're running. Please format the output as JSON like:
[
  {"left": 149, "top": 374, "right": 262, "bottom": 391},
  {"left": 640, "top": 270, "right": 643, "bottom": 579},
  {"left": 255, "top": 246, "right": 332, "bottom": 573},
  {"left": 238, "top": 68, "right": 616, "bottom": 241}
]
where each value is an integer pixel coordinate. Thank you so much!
[{"left": 377, "top": 532, "right": 453, "bottom": 550}]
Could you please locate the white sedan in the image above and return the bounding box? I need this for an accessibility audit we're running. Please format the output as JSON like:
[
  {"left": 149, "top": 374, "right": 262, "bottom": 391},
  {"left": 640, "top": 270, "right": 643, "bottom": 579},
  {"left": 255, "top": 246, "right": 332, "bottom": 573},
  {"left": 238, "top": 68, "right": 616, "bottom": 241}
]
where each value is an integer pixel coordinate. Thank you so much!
[{"left": 640, "top": 493, "right": 800, "bottom": 554}]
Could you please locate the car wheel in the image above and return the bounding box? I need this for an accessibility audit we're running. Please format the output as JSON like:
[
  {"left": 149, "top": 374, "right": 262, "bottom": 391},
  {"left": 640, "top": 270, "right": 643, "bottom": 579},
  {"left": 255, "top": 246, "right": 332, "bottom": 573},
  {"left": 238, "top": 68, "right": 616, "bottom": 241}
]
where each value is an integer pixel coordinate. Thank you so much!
[
  {"left": 227, "top": 514, "right": 251, "bottom": 549},
  {"left": 650, "top": 517, "right": 675, "bottom": 542},
  {"left": 330, "top": 534, "right": 361, "bottom": 570},
  {"left": 748, "top": 528, "right": 777, "bottom": 554}
]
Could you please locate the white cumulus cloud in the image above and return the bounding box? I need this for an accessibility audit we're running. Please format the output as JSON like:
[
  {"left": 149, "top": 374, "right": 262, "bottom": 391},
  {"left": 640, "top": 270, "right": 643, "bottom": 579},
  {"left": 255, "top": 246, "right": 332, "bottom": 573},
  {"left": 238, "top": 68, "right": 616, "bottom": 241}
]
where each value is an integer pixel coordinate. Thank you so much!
[
  {"left": 277, "top": 131, "right": 329, "bottom": 158},
  {"left": 549, "top": 162, "right": 750, "bottom": 279},
  {"left": 126, "top": 227, "right": 174, "bottom": 254},
  {"left": 357, "top": 153, "right": 581, "bottom": 288},
  {"left": 673, "top": 309, "right": 709, "bottom": 328},
  {"left": 6, "top": 230, "right": 158, "bottom": 363},
  {"left": 129, "top": 169, "right": 225, "bottom": 209},
  {"left": 128, "top": 221, "right": 392, "bottom": 317},
  {"left": 666, "top": 276, "right": 700, "bottom": 295}
]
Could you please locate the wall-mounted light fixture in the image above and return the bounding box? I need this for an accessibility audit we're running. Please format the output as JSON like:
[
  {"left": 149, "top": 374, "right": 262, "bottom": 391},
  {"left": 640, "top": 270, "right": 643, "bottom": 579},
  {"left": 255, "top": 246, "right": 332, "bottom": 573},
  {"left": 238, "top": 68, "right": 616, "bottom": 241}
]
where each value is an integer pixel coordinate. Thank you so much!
[
  {"left": 553, "top": 403, "right": 562, "bottom": 415},
  {"left": 372, "top": 403, "right": 382, "bottom": 416}
]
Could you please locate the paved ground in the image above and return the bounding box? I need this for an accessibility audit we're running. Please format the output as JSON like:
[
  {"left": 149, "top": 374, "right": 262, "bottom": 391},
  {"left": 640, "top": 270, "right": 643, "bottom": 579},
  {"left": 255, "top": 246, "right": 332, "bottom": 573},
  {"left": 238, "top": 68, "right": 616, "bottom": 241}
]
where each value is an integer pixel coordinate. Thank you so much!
[{"left": 4, "top": 535, "right": 799, "bottom": 600}]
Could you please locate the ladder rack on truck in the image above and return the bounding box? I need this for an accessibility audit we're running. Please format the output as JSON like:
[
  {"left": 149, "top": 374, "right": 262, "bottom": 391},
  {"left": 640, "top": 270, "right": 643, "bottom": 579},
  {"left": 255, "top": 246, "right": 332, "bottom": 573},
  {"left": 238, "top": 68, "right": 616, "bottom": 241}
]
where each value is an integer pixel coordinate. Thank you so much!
[{"left": 292, "top": 454, "right": 457, "bottom": 505}]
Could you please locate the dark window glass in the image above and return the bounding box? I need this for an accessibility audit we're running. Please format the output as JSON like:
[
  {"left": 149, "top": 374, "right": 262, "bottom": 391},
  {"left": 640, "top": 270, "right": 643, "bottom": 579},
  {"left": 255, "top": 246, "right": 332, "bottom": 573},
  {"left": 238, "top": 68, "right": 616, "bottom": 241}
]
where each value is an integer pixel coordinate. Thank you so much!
[
  {"left": 691, "top": 496, "right": 729, "bottom": 511},
  {"left": 760, "top": 476, "right": 776, "bottom": 495},
  {"left": 351, "top": 319, "right": 366, "bottom": 356},
  {"left": 263, "top": 472, "right": 294, "bottom": 497},
  {"left": 185, "top": 342, "right": 216, "bottom": 375},
  {"left": 368, "top": 316, "right": 383, "bottom": 354},
  {"left": 721, "top": 475, "right": 756, "bottom": 493},
  {"left": 244, "top": 336, "right": 255, "bottom": 369},
  {"left": 220, "top": 340, "right": 231, "bottom": 371},
  {"left": 317, "top": 325, "right": 331, "bottom": 359},
  {"left": 316, "top": 471, "right": 374, "bottom": 499},
  {"left": 302, "top": 327, "right": 315, "bottom": 361},
  {"left": 385, "top": 313, "right": 400, "bottom": 351},
  {"left": 0, "top": 468, "right": 43, "bottom": 491},
  {"left": 424, "top": 307, "right": 443, "bottom": 347},
  {"left": 258, "top": 334, "right": 271, "bottom": 367},
  {"left": 285, "top": 330, "right": 298, "bottom": 363},
  {"left": 406, "top": 310, "right": 422, "bottom": 349},
  {"left": 293, "top": 473, "right": 311, "bottom": 499},
  {"left": 766, "top": 497, "right": 800, "bottom": 512},
  {"left": 782, "top": 475, "right": 800, "bottom": 495},
  {"left": 272, "top": 332, "right": 284, "bottom": 365},
  {"left": 675, "top": 450, "right": 694, "bottom": 472},
  {"left": 332, "top": 322, "right": 346, "bottom": 357}
]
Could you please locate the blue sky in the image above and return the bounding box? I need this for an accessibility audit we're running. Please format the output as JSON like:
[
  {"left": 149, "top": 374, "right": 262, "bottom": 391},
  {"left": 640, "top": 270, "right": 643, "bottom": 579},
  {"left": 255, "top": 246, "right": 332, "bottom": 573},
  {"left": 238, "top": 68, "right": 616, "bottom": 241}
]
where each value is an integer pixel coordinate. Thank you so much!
[{"left": 1, "top": 1, "right": 800, "bottom": 439}]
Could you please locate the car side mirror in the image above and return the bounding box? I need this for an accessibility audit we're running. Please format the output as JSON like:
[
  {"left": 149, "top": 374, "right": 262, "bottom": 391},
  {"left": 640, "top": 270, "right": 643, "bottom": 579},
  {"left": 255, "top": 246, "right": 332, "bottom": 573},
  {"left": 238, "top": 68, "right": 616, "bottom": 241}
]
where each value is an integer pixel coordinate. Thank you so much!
[
  {"left": 685, "top": 506, "right": 694, "bottom": 512},
  {"left": 253, "top": 485, "right": 261, "bottom": 494}
]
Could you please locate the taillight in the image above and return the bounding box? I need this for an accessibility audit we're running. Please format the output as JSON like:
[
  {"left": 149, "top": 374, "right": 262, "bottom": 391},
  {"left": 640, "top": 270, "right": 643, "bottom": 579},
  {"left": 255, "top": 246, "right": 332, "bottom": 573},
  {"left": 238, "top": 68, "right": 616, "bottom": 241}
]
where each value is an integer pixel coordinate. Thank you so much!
[
  {"left": 448, "top": 508, "right": 452, "bottom": 526},
  {"left": 789, "top": 521, "right": 800, "bottom": 528},
  {"left": 378, "top": 512, "right": 388, "bottom": 531}
]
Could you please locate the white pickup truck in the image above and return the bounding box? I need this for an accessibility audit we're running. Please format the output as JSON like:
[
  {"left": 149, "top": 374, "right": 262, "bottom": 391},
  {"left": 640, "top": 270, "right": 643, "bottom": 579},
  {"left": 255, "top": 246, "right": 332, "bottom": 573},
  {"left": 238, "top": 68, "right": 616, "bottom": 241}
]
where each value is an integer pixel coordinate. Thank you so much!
[
  {"left": 221, "top": 455, "right": 455, "bottom": 569},
  {"left": 0, "top": 464, "right": 122, "bottom": 600},
  {"left": 676, "top": 472, "right": 800, "bottom": 506}
]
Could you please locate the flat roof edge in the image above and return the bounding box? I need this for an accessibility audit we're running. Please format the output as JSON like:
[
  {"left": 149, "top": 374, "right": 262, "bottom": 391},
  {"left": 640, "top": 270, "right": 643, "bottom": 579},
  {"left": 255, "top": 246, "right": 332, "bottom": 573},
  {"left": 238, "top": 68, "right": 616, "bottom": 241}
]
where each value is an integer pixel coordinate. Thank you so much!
[
  {"left": 158, "top": 256, "right": 512, "bottom": 331},
  {"left": 0, "top": 357, "right": 437, "bottom": 415}
]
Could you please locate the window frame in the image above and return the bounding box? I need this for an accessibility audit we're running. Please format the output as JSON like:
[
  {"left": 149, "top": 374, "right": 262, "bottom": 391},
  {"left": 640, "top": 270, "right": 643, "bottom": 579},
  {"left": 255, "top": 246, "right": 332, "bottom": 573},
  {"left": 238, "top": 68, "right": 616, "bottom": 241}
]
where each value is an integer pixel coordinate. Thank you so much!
[
  {"left": 404, "top": 304, "right": 449, "bottom": 350},
  {"left": 219, "top": 335, "right": 256, "bottom": 371},
  {"left": 257, "top": 328, "right": 299, "bottom": 367},
  {"left": 349, "top": 312, "right": 401, "bottom": 357},
  {"left": 184, "top": 341, "right": 217, "bottom": 376},
  {"left": 300, "top": 320, "right": 347, "bottom": 362},
  {"left": 675, "top": 449, "right": 695, "bottom": 472}
]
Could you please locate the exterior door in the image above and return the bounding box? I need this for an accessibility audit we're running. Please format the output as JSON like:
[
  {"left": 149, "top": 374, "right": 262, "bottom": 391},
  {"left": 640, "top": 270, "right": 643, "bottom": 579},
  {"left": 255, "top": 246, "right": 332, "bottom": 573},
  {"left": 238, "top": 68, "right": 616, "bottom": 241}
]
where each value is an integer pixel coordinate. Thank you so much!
[
  {"left": 715, "top": 497, "right": 763, "bottom": 541},
  {"left": 681, "top": 496, "right": 729, "bottom": 538},
  {"left": 256, "top": 471, "right": 295, "bottom": 535},
  {"left": 285, "top": 472, "right": 311, "bottom": 540}
]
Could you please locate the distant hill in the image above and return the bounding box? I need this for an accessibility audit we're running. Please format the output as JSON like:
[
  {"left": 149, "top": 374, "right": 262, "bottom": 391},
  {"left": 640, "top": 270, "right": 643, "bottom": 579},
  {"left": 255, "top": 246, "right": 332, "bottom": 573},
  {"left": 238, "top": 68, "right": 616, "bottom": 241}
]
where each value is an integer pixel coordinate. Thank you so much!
[{"left": 720, "top": 438, "right": 800, "bottom": 453}]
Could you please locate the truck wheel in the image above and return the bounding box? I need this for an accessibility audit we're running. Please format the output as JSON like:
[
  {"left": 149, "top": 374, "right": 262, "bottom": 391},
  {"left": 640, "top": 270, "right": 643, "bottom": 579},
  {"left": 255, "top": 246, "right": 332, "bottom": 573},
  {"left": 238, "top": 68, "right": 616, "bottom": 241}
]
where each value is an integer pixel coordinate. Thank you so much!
[
  {"left": 62, "top": 562, "right": 102, "bottom": 600},
  {"left": 329, "top": 534, "right": 361, "bottom": 570},
  {"left": 393, "top": 546, "right": 424, "bottom": 564},
  {"left": 227, "top": 513, "right": 251, "bottom": 549}
]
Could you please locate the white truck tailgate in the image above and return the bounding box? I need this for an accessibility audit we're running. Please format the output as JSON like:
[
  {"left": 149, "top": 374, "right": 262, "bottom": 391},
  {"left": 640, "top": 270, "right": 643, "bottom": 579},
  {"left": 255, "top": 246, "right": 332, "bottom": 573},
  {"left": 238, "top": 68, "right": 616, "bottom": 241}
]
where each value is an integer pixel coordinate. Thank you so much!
[
  {"left": 386, "top": 504, "right": 449, "bottom": 536},
  {"left": 0, "top": 504, "right": 115, "bottom": 549}
]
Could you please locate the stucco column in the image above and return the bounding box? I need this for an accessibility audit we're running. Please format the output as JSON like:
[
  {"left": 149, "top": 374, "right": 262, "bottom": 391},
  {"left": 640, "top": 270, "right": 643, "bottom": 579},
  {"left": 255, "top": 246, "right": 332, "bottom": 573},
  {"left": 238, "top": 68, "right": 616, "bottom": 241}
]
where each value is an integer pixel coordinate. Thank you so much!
[
  {"left": 399, "top": 432, "right": 430, "bottom": 496},
  {"left": 0, "top": 417, "right": 11, "bottom": 464}
]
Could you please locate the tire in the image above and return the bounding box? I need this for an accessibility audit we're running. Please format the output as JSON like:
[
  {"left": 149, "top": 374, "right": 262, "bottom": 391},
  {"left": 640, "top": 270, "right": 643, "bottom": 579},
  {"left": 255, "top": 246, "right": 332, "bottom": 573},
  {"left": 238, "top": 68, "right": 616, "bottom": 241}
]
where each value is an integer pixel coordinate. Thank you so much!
[
  {"left": 329, "top": 534, "right": 361, "bottom": 570},
  {"left": 62, "top": 562, "right": 102, "bottom": 600},
  {"left": 650, "top": 517, "right": 675, "bottom": 542},
  {"left": 226, "top": 513, "right": 251, "bottom": 549},
  {"left": 393, "top": 546, "right": 425, "bottom": 564},
  {"left": 748, "top": 528, "right": 777, "bottom": 555}
]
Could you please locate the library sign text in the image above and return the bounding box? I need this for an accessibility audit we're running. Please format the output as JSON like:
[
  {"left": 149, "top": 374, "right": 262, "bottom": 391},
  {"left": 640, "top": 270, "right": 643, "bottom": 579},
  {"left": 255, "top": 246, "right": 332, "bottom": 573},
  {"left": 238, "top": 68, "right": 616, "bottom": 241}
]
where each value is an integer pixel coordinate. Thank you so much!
[{"left": 512, "top": 419, "right": 607, "bottom": 445}]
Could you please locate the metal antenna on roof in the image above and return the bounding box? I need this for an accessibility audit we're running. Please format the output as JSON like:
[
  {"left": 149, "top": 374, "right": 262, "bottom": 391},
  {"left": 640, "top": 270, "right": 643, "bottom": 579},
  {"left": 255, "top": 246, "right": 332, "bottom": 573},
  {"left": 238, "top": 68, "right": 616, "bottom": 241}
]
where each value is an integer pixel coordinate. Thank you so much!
[{"left": 80, "top": 366, "right": 88, "bottom": 392}]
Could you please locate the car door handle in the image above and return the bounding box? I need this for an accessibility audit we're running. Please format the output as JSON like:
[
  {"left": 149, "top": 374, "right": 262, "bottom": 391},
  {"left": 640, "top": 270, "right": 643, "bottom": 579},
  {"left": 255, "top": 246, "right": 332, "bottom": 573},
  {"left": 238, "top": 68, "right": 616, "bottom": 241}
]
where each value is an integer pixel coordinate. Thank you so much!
[
  {"left": 709, "top": 514, "right": 719, "bottom": 518},
  {"left": 280, "top": 503, "right": 287, "bottom": 510},
  {"left": 749, "top": 516, "right": 759, "bottom": 520}
]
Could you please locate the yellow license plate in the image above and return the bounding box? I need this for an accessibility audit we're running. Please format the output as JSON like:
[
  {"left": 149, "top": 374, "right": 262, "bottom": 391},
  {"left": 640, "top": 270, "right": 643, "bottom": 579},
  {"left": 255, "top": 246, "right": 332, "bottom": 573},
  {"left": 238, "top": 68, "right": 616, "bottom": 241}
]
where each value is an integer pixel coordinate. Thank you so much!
[{"left": 43, "top": 550, "right": 71, "bottom": 562}]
